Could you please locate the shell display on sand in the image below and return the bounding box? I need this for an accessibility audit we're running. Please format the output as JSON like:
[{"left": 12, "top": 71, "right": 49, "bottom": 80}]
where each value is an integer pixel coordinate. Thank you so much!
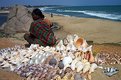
[
  {"left": 95, "top": 52, "right": 121, "bottom": 65},
  {"left": 0, "top": 34, "right": 102, "bottom": 80}
]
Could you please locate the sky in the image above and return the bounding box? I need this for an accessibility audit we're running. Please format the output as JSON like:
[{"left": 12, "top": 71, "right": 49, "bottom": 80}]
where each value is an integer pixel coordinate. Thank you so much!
[{"left": 0, "top": 0, "right": 121, "bottom": 7}]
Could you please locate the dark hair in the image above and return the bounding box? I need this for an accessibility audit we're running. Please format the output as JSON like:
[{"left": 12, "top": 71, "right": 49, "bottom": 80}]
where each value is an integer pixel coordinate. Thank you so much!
[{"left": 32, "top": 8, "right": 45, "bottom": 18}]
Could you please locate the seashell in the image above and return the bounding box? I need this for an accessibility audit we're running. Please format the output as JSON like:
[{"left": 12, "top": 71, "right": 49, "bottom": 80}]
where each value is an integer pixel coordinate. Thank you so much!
[
  {"left": 75, "top": 38, "right": 88, "bottom": 49},
  {"left": 35, "top": 59, "right": 40, "bottom": 64},
  {"left": 66, "top": 40, "right": 77, "bottom": 52},
  {"left": 64, "top": 67, "right": 72, "bottom": 74},
  {"left": 89, "top": 63, "right": 98, "bottom": 73},
  {"left": 66, "top": 35, "right": 74, "bottom": 43},
  {"left": 27, "top": 75, "right": 32, "bottom": 80},
  {"left": 1, "top": 61, "right": 10, "bottom": 67},
  {"left": 22, "top": 58, "right": 30, "bottom": 63},
  {"left": 70, "top": 58, "right": 79, "bottom": 70},
  {"left": 10, "top": 65, "right": 16, "bottom": 71},
  {"left": 63, "top": 38, "right": 68, "bottom": 46},
  {"left": 76, "top": 61, "right": 84, "bottom": 72},
  {"left": 63, "top": 74, "right": 68, "bottom": 80},
  {"left": 49, "top": 58, "right": 57, "bottom": 66},
  {"left": 55, "top": 46, "right": 61, "bottom": 52},
  {"left": 67, "top": 52, "right": 75, "bottom": 59},
  {"left": 0, "top": 56, "right": 3, "bottom": 62},
  {"left": 63, "top": 56, "right": 72, "bottom": 70},
  {"left": 83, "top": 62, "right": 90, "bottom": 73},
  {"left": 89, "top": 53, "right": 95, "bottom": 63},
  {"left": 29, "top": 59, "right": 34, "bottom": 64},
  {"left": 29, "top": 44, "right": 39, "bottom": 51},
  {"left": 73, "top": 34, "right": 79, "bottom": 43},
  {"left": 58, "top": 60, "right": 64, "bottom": 69},
  {"left": 55, "top": 75, "right": 61, "bottom": 80},
  {"left": 75, "top": 51, "right": 82, "bottom": 60}
]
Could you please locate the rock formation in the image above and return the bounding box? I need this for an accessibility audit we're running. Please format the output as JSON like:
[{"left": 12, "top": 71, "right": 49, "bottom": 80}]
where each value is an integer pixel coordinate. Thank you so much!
[{"left": 4, "top": 5, "right": 33, "bottom": 34}]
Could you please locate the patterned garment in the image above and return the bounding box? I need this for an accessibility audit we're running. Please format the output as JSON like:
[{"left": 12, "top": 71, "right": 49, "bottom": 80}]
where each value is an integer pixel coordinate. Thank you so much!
[{"left": 29, "top": 19, "right": 56, "bottom": 46}]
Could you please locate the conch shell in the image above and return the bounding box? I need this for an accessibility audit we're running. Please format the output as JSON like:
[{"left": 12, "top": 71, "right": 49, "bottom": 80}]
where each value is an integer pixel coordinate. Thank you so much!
[
  {"left": 89, "top": 63, "right": 98, "bottom": 73},
  {"left": 83, "top": 62, "right": 90, "bottom": 73},
  {"left": 75, "top": 38, "right": 88, "bottom": 49}
]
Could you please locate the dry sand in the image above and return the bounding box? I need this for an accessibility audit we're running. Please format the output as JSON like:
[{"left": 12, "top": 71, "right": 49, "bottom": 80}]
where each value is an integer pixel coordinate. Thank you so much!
[{"left": 45, "top": 14, "right": 121, "bottom": 44}]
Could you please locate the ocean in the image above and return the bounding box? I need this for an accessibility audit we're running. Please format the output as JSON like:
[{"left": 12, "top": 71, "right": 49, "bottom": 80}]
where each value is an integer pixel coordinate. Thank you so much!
[
  {"left": 0, "top": 13, "right": 8, "bottom": 26},
  {"left": 40, "top": 5, "right": 121, "bottom": 21},
  {"left": 0, "top": 5, "right": 121, "bottom": 27}
]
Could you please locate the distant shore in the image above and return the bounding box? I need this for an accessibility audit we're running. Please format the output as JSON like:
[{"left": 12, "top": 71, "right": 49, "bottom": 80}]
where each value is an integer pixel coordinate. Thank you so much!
[{"left": 0, "top": 10, "right": 9, "bottom": 13}]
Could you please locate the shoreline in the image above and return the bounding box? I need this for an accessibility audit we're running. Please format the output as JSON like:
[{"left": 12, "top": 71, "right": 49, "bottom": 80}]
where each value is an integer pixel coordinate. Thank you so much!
[
  {"left": 44, "top": 12, "right": 121, "bottom": 22},
  {"left": 0, "top": 10, "right": 9, "bottom": 14}
]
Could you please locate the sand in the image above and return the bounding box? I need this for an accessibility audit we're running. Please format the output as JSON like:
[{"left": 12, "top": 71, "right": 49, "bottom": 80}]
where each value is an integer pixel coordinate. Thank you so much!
[{"left": 45, "top": 14, "right": 121, "bottom": 44}]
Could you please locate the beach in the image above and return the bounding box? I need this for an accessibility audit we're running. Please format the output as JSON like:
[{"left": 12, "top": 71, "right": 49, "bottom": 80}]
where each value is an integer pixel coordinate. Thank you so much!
[
  {"left": 0, "top": 10, "right": 121, "bottom": 80},
  {"left": 45, "top": 14, "right": 121, "bottom": 44}
]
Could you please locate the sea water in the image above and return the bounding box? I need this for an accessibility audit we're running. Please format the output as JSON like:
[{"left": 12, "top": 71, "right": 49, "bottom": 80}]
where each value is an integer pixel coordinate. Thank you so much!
[
  {"left": 0, "top": 13, "right": 8, "bottom": 26},
  {"left": 40, "top": 5, "right": 121, "bottom": 21}
]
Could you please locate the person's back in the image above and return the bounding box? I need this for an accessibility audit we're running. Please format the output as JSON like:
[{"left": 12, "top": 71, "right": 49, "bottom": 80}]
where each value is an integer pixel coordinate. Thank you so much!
[
  {"left": 29, "top": 18, "right": 56, "bottom": 46},
  {"left": 24, "top": 8, "right": 56, "bottom": 47}
]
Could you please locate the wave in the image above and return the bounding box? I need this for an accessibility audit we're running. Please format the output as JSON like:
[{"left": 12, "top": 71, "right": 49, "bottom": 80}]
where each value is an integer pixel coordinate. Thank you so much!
[
  {"left": 56, "top": 9, "right": 121, "bottom": 21},
  {"left": 82, "top": 11, "right": 121, "bottom": 20},
  {"left": 39, "top": 7, "right": 55, "bottom": 11}
]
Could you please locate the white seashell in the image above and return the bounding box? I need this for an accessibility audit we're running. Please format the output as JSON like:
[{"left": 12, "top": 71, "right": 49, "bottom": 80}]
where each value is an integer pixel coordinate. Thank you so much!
[
  {"left": 35, "top": 59, "right": 39, "bottom": 64},
  {"left": 63, "top": 56, "right": 72, "bottom": 65},
  {"left": 9, "top": 60, "right": 18, "bottom": 65},
  {"left": 82, "top": 39, "right": 88, "bottom": 48},
  {"left": 59, "top": 40, "right": 64, "bottom": 45},
  {"left": 73, "top": 34, "right": 79, "bottom": 43},
  {"left": 1, "top": 61, "right": 11, "bottom": 68},
  {"left": 55, "top": 45, "right": 60, "bottom": 52},
  {"left": 22, "top": 58, "right": 30, "bottom": 63},
  {"left": 60, "top": 45, "right": 66, "bottom": 51},
  {"left": 89, "top": 63, "right": 98, "bottom": 73},
  {"left": 83, "top": 62, "right": 90, "bottom": 73},
  {"left": 66, "top": 41, "right": 76, "bottom": 52},
  {"left": 70, "top": 58, "right": 79, "bottom": 70},
  {"left": 64, "top": 64, "right": 70, "bottom": 70},
  {"left": 29, "top": 59, "right": 34, "bottom": 64},
  {"left": 86, "top": 45, "right": 92, "bottom": 52},
  {"left": 76, "top": 61, "right": 84, "bottom": 72},
  {"left": 41, "top": 58, "right": 45, "bottom": 63},
  {"left": 0, "top": 61, "right": 7, "bottom": 66},
  {"left": 29, "top": 44, "right": 39, "bottom": 50},
  {"left": 0, "top": 56, "right": 3, "bottom": 62},
  {"left": 10, "top": 65, "right": 16, "bottom": 71},
  {"left": 67, "top": 52, "right": 75, "bottom": 59}
]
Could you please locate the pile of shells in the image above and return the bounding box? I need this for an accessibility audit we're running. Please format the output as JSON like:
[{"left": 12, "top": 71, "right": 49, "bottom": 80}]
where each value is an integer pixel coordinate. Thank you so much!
[
  {"left": 95, "top": 51, "right": 121, "bottom": 65},
  {"left": 14, "top": 60, "right": 87, "bottom": 80},
  {"left": 0, "top": 44, "right": 55, "bottom": 71},
  {"left": 0, "top": 34, "right": 99, "bottom": 80}
]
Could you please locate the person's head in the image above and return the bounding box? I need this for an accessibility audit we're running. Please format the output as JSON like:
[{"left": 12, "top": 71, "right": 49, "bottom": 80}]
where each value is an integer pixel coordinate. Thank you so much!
[{"left": 31, "top": 8, "right": 45, "bottom": 20}]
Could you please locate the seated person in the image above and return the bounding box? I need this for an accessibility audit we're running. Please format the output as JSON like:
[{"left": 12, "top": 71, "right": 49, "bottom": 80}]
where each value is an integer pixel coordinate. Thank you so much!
[{"left": 24, "top": 8, "right": 56, "bottom": 47}]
